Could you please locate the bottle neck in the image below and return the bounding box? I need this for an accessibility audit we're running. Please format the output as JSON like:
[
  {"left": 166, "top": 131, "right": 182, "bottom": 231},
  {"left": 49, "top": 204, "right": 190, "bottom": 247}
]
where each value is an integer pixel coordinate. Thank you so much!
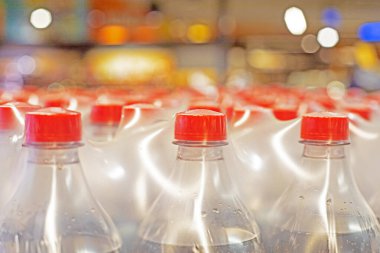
[
  {"left": 88, "top": 124, "right": 118, "bottom": 142},
  {"left": 166, "top": 144, "right": 232, "bottom": 198},
  {"left": 299, "top": 142, "right": 359, "bottom": 196},
  {"left": 26, "top": 144, "right": 80, "bottom": 164},
  {"left": 302, "top": 143, "right": 346, "bottom": 159},
  {"left": 177, "top": 145, "right": 224, "bottom": 161}
]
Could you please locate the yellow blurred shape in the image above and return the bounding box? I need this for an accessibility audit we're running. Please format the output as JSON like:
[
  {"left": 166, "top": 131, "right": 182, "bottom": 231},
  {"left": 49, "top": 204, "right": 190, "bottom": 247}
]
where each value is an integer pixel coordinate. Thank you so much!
[
  {"left": 354, "top": 42, "right": 378, "bottom": 70},
  {"left": 85, "top": 48, "right": 175, "bottom": 85},
  {"left": 187, "top": 23, "right": 212, "bottom": 44},
  {"left": 248, "top": 49, "right": 286, "bottom": 70},
  {"left": 96, "top": 25, "right": 130, "bottom": 45}
]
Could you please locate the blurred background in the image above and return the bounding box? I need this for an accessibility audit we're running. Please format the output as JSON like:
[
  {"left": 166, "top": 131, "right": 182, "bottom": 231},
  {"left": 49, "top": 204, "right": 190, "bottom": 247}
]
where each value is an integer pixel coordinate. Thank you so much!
[{"left": 1, "top": 0, "right": 380, "bottom": 91}]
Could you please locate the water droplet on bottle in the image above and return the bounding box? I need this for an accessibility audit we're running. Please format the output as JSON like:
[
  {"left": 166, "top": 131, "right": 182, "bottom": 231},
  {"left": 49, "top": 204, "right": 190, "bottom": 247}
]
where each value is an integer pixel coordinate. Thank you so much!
[
  {"left": 201, "top": 211, "right": 207, "bottom": 218},
  {"left": 90, "top": 208, "right": 96, "bottom": 213},
  {"left": 212, "top": 208, "right": 220, "bottom": 214},
  {"left": 299, "top": 195, "right": 304, "bottom": 200},
  {"left": 71, "top": 217, "right": 76, "bottom": 222},
  {"left": 326, "top": 198, "right": 332, "bottom": 205}
]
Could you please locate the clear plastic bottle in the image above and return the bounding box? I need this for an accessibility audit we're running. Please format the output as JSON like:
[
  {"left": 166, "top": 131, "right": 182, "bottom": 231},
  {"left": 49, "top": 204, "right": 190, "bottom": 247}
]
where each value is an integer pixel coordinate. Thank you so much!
[
  {"left": 86, "top": 103, "right": 123, "bottom": 141},
  {"left": 80, "top": 104, "right": 174, "bottom": 253},
  {"left": 136, "top": 109, "right": 263, "bottom": 253},
  {"left": 0, "top": 102, "right": 40, "bottom": 208},
  {"left": 226, "top": 106, "right": 301, "bottom": 228},
  {"left": 266, "top": 112, "right": 380, "bottom": 253},
  {"left": 0, "top": 107, "right": 121, "bottom": 252}
]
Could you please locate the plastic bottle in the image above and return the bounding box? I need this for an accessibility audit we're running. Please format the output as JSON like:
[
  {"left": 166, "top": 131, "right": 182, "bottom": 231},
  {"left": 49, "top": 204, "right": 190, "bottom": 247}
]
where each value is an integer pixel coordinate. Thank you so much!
[
  {"left": 86, "top": 104, "right": 123, "bottom": 141},
  {"left": 0, "top": 107, "right": 121, "bottom": 252},
  {"left": 0, "top": 103, "right": 40, "bottom": 208},
  {"left": 226, "top": 106, "right": 301, "bottom": 226},
  {"left": 267, "top": 112, "right": 380, "bottom": 253},
  {"left": 137, "top": 109, "right": 263, "bottom": 253},
  {"left": 81, "top": 104, "right": 174, "bottom": 253}
]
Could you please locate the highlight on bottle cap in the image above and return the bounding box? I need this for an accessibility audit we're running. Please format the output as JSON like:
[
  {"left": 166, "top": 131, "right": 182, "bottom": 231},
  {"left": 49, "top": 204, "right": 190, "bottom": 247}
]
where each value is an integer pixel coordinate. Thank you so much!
[
  {"left": 300, "top": 112, "right": 349, "bottom": 142},
  {"left": 90, "top": 104, "right": 123, "bottom": 125},
  {"left": 0, "top": 103, "right": 40, "bottom": 130},
  {"left": 175, "top": 109, "right": 226, "bottom": 142},
  {"left": 25, "top": 107, "right": 82, "bottom": 143}
]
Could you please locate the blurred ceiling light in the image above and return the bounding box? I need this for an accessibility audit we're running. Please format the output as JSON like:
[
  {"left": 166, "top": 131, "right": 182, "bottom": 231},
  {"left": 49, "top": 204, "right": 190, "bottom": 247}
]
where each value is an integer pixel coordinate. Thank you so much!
[
  {"left": 284, "top": 7, "right": 307, "bottom": 35},
  {"left": 30, "top": 8, "right": 52, "bottom": 29},
  {"left": 317, "top": 27, "right": 339, "bottom": 48},
  {"left": 358, "top": 22, "right": 380, "bottom": 42},
  {"left": 187, "top": 23, "right": 212, "bottom": 44},
  {"left": 327, "top": 80, "right": 346, "bottom": 100},
  {"left": 301, "top": 34, "right": 320, "bottom": 53},
  {"left": 322, "top": 8, "right": 341, "bottom": 28},
  {"left": 96, "top": 25, "right": 129, "bottom": 45},
  {"left": 17, "top": 55, "right": 36, "bottom": 75}
]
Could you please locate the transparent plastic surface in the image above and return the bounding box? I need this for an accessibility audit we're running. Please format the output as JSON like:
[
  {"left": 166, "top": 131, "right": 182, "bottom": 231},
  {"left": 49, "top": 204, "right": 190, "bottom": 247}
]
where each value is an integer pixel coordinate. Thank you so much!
[
  {"left": 137, "top": 143, "right": 263, "bottom": 253},
  {"left": 265, "top": 143, "right": 380, "bottom": 253},
  {"left": 225, "top": 106, "right": 302, "bottom": 229},
  {"left": 80, "top": 105, "right": 176, "bottom": 252},
  {"left": 84, "top": 124, "right": 119, "bottom": 142},
  {"left": 348, "top": 112, "right": 380, "bottom": 219},
  {"left": 0, "top": 144, "right": 121, "bottom": 252},
  {"left": 0, "top": 103, "right": 40, "bottom": 208}
]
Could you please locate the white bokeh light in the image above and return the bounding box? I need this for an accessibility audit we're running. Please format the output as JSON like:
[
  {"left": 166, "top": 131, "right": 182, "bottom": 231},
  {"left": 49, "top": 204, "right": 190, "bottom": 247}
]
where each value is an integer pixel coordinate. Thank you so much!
[
  {"left": 284, "top": 7, "right": 307, "bottom": 35},
  {"left": 30, "top": 8, "right": 52, "bottom": 29},
  {"left": 17, "top": 55, "right": 36, "bottom": 75},
  {"left": 317, "top": 27, "right": 339, "bottom": 48}
]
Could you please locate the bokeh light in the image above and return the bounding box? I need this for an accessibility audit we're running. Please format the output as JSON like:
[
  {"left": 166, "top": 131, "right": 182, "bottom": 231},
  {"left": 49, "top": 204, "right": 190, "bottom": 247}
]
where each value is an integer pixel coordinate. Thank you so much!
[
  {"left": 317, "top": 27, "right": 339, "bottom": 48},
  {"left": 284, "top": 7, "right": 307, "bottom": 35},
  {"left": 301, "top": 34, "right": 320, "bottom": 53},
  {"left": 30, "top": 8, "right": 52, "bottom": 29}
]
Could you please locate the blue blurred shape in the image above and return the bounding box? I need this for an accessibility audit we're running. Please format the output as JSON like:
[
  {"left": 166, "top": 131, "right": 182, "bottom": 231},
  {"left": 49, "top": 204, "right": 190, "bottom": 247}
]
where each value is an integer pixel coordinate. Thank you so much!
[
  {"left": 359, "top": 22, "right": 380, "bottom": 42},
  {"left": 322, "top": 8, "right": 341, "bottom": 28}
]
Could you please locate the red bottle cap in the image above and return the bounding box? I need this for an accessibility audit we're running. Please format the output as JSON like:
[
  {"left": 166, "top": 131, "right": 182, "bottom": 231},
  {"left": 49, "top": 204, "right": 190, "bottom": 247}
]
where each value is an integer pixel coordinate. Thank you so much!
[
  {"left": 90, "top": 104, "right": 123, "bottom": 125},
  {"left": 0, "top": 106, "right": 18, "bottom": 130},
  {"left": 44, "top": 98, "right": 70, "bottom": 108},
  {"left": 25, "top": 107, "right": 82, "bottom": 143},
  {"left": 175, "top": 109, "right": 226, "bottom": 142},
  {"left": 344, "top": 105, "right": 372, "bottom": 121},
  {"left": 273, "top": 107, "right": 298, "bottom": 121},
  {"left": 0, "top": 103, "right": 40, "bottom": 130},
  {"left": 301, "top": 112, "right": 349, "bottom": 142}
]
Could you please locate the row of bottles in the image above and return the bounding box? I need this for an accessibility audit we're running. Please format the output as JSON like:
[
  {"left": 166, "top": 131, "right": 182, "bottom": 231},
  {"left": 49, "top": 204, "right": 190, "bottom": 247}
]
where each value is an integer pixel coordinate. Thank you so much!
[{"left": 1, "top": 84, "right": 380, "bottom": 252}]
